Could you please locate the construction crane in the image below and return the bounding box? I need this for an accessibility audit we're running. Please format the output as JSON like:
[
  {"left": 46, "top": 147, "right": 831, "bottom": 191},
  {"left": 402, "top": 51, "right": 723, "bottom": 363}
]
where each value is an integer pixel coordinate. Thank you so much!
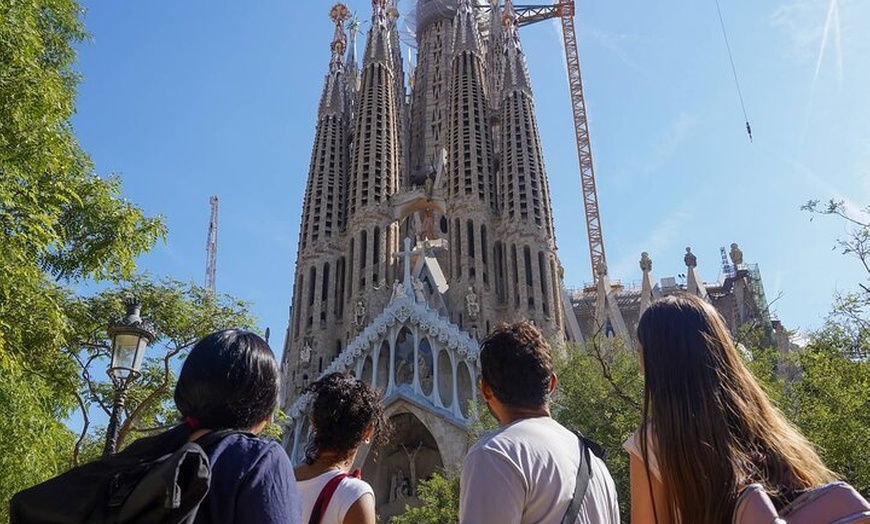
[
  {"left": 205, "top": 196, "right": 219, "bottom": 292},
  {"left": 511, "top": 1, "right": 607, "bottom": 279}
]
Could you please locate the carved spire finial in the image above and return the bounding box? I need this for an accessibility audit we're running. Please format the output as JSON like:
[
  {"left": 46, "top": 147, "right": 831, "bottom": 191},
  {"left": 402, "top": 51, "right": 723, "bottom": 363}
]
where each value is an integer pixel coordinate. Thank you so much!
[{"left": 328, "top": 4, "right": 350, "bottom": 71}]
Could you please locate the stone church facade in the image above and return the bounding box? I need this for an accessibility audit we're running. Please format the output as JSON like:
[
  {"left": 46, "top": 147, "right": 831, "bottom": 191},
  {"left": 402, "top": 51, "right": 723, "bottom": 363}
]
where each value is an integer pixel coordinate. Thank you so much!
[
  {"left": 281, "top": 0, "right": 566, "bottom": 518},
  {"left": 280, "top": 1, "right": 784, "bottom": 519}
]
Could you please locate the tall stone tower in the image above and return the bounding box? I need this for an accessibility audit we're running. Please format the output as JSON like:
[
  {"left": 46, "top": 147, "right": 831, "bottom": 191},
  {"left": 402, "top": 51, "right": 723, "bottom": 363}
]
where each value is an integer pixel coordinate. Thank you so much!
[
  {"left": 282, "top": 2, "right": 566, "bottom": 516},
  {"left": 284, "top": 0, "right": 564, "bottom": 398}
]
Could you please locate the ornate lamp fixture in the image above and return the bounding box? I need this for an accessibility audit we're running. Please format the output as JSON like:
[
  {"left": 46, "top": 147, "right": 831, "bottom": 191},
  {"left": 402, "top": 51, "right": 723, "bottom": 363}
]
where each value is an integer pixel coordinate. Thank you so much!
[{"left": 103, "top": 298, "right": 156, "bottom": 457}]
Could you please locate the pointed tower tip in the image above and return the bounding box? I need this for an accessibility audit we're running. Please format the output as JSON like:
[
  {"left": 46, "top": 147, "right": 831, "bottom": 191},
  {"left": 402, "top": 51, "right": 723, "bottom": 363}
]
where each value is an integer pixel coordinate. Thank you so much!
[
  {"left": 502, "top": 0, "right": 520, "bottom": 51},
  {"left": 368, "top": 0, "right": 388, "bottom": 29},
  {"left": 329, "top": 4, "right": 349, "bottom": 70},
  {"left": 329, "top": 3, "right": 351, "bottom": 25}
]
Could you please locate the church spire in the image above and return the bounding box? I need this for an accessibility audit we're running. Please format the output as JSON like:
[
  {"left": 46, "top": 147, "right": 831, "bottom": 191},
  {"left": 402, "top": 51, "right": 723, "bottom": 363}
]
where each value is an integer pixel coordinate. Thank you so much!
[
  {"left": 349, "top": 0, "right": 401, "bottom": 217},
  {"left": 496, "top": 0, "right": 562, "bottom": 335},
  {"left": 486, "top": 0, "right": 504, "bottom": 109},
  {"left": 345, "top": 12, "right": 361, "bottom": 103},
  {"left": 345, "top": 0, "right": 403, "bottom": 305},
  {"left": 445, "top": 0, "right": 496, "bottom": 306},
  {"left": 286, "top": 4, "right": 354, "bottom": 395},
  {"left": 319, "top": 4, "right": 350, "bottom": 118},
  {"left": 501, "top": 0, "right": 532, "bottom": 94},
  {"left": 447, "top": 0, "right": 494, "bottom": 206}
]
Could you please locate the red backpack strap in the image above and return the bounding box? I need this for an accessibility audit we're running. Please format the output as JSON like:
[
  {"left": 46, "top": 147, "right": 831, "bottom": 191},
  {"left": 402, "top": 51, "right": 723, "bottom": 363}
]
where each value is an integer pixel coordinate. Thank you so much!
[{"left": 308, "top": 470, "right": 362, "bottom": 524}]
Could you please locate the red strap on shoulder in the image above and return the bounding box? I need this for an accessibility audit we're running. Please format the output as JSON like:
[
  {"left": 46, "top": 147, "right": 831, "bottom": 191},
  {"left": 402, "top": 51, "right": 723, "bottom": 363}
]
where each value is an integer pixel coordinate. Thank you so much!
[{"left": 308, "top": 470, "right": 362, "bottom": 524}]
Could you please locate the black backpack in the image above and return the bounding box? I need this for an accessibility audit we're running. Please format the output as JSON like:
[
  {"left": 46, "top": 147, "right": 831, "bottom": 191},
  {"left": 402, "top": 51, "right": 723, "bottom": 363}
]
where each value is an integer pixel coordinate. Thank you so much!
[{"left": 10, "top": 430, "right": 235, "bottom": 524}]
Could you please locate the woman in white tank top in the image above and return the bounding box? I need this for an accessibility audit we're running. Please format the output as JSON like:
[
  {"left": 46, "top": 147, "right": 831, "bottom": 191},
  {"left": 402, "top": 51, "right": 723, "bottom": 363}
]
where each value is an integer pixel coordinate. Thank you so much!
[{"left": 294, "top": 373, "right": 391, "bottom": 524}]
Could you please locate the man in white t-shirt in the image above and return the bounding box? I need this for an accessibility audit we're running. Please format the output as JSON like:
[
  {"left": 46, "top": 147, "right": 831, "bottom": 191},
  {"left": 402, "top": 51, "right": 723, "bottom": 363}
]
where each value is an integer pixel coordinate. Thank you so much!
[{"left": 459, "top": 321, "right": 621, "bottom": 524}]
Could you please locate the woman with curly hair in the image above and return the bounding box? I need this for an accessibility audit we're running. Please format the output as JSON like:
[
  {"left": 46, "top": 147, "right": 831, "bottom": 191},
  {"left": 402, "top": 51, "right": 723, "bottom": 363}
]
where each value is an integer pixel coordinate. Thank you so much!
[
  {"left": 295, "top": 372, "right": 391, "bottom": 524},
  {"left": 625, "top": 294, "right": 836, "bottom": 523}
]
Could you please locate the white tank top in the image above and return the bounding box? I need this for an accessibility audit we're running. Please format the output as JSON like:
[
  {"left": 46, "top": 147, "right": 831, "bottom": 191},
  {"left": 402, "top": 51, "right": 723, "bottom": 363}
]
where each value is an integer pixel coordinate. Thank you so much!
[{"left": 297, "top": 470, "right": 374, "bottom": 524}]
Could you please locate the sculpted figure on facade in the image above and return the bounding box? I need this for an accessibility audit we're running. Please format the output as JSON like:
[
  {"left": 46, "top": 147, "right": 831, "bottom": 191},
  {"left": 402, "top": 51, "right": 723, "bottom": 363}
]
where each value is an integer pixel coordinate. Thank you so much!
[
  {"left": 412, "top": 277, "right": 426, "bottom": 303},
  {"left": 390, "top": 468, "right": 410, "bottom": 502},
  {"left": 402, "top": 442, "right": 423, "bottom": 497},
  {"left": 354, "top": 300, "right": 367, "bottom": 327},
  {"left": 729, "top": 242, "right": 744, "bottom": 265},
  {"left": 392, "top": 279, "right": 407, "bottom": 299},
  {"left": 299, "top": 340, "right": 312, "bottom": 365},
  {"left": 639, "top": 251, "right": 652, "bottom": 272},
  {"left": 684, "top": 247, "right": 697, "bottom": 268},
  {"left": 465, "top": 285, "right": 480, "bottom": 320}
]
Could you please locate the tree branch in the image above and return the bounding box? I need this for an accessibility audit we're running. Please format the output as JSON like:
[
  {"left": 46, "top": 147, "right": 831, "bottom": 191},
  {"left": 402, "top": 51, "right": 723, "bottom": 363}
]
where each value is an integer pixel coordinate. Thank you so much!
[
  {"left": 117, "top": 345, "right": 183, "bottom": 447},
  {"left": 71, "top": 388, "right": 90, "bottom": 467},
  {"left": 587, "top": 332, "right": 640, "bottom": 411}
]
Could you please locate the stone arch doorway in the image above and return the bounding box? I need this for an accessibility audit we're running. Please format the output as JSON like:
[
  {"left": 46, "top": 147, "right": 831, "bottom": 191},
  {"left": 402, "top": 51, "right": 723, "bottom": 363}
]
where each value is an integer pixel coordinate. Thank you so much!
[{"left": 362, "top": 411, "right": 444, "bottom": 520}]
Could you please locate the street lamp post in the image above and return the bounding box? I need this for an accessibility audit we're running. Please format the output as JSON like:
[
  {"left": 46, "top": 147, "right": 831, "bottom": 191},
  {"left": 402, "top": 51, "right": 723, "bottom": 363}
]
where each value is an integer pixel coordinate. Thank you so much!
[{"left": 103, "top": 298, "right": 156, "bottom": 458}]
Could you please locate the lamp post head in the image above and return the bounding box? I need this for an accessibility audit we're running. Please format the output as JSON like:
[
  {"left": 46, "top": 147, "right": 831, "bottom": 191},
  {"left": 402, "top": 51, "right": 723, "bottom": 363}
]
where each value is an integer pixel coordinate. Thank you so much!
[{"left": 107, "top": 298, "right": 156, "bottom": 383}]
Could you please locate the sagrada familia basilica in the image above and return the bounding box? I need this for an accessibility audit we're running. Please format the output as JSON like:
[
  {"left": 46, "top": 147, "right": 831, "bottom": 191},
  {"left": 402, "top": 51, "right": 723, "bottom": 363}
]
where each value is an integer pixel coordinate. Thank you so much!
[{"left": 279, "top": 0, "right": 787, "bottom": 518}]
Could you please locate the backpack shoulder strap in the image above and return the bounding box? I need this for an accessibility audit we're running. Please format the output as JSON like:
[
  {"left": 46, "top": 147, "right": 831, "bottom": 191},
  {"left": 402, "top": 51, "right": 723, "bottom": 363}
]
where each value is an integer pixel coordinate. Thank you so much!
[
  {"left": 560, "top": 432, "right": 595, "bottom": 524},
  {"left": 308, "top": 470, "right": 362, "bottom": 524}
]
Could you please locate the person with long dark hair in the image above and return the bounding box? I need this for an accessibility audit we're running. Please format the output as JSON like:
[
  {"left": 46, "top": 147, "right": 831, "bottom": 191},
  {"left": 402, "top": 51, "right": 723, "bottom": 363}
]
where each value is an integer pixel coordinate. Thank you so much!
[
  {"left": 625, "top": 294, "right": 836, "bottom": 523},
  {"left": 142, "top": 329, "right": 302, "bottom": 523},
  {"left": 294, "top": 372, "right": 390, "bottom": 524}
]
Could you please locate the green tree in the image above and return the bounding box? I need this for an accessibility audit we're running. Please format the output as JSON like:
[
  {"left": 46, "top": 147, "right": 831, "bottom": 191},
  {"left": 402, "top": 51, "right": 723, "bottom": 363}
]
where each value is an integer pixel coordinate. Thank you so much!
[
  {"left": 64, "top": 277, "right": 260, "bottom": 463},
  {"left": 552, "top": 337, "right": 643, "bottom": 521},
  {"left": 0, "top": 2, "right": 277, "bottom": 517},
  {"left": 1, "top": 0, "right": 165, "bottom": 514},
  {"left": 390, "top": 472, "right": 460, "bottom": 524},
  {"left": 791, "top": 330, "right": 870, "bottom": 494},
  {"left": 768, "top": 199, "right": 870, "bottom": 493},
  {"left": 802, "top": 199, "right": 869, "bottom": 359}
]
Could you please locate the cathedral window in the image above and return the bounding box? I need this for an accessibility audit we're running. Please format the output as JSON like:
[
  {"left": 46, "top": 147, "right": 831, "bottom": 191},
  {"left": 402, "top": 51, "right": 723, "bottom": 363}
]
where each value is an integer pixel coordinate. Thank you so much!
[
  {"left": 321, "top": 263, "right": 330, "bottom": 302},
  {"left": 373, "top": 227, "right": 380, "bottom": 285},
  {"left": 538, "top": 251, "right": 549, "bottom": 317},
  {"left": 308, "top": 266, "right": 316, "bottom": 306},
  {"left": 511, "top": 245, "right": 520, "bottom": 308}
]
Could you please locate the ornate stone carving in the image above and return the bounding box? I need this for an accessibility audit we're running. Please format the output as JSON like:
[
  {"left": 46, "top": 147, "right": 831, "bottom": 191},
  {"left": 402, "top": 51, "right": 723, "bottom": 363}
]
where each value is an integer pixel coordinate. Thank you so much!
[
  {"left": 465, "top": 285, "right": 480, "bottom": 320},
  {"left": 684, "top": 247, "right": 697, "bottom": 268},
  {"left": 412, "top": 277, "right": 426, "bottom": 303},
  {"left": 354, "top": 299, "right": 367, "bottom": 327},
  {"left": 300, "top": 340, "right": 312, "bottom": 365},
  {"left": 639, "top": 251, "right": 652, "bottom": 272},
  {"left": 729, "top": 242, "right": 743, "bottom": 265}
]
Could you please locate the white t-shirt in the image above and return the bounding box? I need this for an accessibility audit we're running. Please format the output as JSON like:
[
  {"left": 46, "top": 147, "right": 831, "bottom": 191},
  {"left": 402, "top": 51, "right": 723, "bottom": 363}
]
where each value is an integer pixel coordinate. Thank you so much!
[
  {"left": 297, "top": 470, "right": 374, "bottom": 524},
  {"left": 459, "top": 417, "right": 621, "bottom": 524}
]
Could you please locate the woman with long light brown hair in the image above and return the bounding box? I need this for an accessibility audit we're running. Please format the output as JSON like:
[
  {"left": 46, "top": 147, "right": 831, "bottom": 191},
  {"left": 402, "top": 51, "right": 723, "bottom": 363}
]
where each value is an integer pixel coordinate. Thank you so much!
[{"left": 625, "top": 294, "right": 836, "bottom": 523}]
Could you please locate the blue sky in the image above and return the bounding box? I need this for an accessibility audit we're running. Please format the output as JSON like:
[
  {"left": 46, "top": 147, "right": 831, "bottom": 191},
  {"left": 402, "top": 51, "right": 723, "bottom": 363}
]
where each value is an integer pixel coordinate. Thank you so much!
[{"left": 72, "top": 0, "right": 869, "bottom": 344}]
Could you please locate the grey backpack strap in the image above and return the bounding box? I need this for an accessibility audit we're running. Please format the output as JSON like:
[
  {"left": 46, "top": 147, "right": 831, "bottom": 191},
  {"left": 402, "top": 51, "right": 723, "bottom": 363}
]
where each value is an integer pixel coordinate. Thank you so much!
[{"left": 561, "top": 432, "right": 594, "bottom": 524}]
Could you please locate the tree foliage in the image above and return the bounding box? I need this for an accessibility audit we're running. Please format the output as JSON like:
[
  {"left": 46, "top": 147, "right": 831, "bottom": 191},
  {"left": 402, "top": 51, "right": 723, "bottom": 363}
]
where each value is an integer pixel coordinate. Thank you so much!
[
  {"left": 552, "top": 338, "right": 643, "bottom": 521},
  {"left": 0, "top": 2, "right": 271, "bottom": 518},
  {"left": 64, "top": 277, "right": 260, "bottom": 463},
  {"left": 389, "top": 472, "right": 460, "bottom": 524},
  {"left": 0, "top": 0, "right": 165, "bottom": 516},
  {"left": 802, "top": 199, "right": 869, "bottom": 359}
]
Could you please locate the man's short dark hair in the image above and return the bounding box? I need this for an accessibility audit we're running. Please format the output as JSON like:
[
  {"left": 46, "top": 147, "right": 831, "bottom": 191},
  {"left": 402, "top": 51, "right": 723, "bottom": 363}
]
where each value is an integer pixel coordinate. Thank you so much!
[{"left": 479, "top": 320, "right": 553, "bottom": 408}]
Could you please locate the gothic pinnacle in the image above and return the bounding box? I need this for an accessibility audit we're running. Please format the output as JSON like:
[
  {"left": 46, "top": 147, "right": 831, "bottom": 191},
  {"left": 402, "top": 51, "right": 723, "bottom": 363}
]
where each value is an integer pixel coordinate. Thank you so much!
[{"left": 329, "top": 4, "right": 349, "bottom": 71}]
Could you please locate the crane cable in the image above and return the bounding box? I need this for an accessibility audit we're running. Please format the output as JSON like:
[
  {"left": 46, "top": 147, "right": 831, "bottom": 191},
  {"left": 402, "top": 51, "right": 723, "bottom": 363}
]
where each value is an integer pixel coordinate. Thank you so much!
[{"left": 714, "top": 0, "right": 753, "bottom": 142}]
